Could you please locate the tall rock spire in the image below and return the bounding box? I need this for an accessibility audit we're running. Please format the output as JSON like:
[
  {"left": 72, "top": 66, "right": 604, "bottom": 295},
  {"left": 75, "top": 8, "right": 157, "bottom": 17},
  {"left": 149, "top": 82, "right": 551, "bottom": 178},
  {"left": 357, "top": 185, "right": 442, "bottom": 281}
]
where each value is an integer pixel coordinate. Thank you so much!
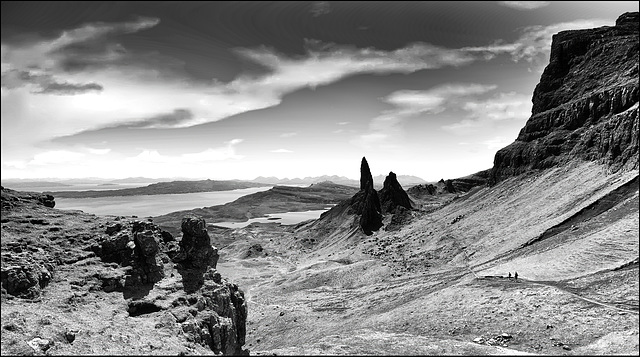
[
  {"left": 357, "top": 157, "right": 382, "bottom": 235},
  {"left": 360, "top": 157, "right": 373, "bottom": 191}
]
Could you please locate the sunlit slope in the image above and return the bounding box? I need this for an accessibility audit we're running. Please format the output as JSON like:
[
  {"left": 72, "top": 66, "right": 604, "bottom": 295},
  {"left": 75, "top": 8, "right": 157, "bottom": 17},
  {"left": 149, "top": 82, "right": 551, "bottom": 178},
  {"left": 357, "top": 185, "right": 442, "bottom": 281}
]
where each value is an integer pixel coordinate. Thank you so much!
[{"left": 397, "top": 162, "right": 638, "bottom": 281}]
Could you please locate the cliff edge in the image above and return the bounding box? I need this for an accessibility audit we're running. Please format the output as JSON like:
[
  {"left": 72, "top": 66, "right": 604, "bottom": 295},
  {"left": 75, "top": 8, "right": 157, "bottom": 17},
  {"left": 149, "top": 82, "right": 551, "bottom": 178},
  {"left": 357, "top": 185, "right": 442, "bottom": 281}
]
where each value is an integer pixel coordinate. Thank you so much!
[{"left": 490, "top": 12, "right": 639, "bottom": 184}]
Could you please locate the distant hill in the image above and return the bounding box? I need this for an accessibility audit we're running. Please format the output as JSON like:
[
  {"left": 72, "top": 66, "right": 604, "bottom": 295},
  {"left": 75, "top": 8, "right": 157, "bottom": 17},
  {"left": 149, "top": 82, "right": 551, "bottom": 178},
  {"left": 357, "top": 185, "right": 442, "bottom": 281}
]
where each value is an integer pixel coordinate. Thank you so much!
[
  {"left": 249, "top": 174, "right": 427, "bottom": 188},
  {"left": 153, "top": 181, "right": 359, "bottom": 236},
  {"left": 46, "top": 179, "right": 267, "bottom": 198}
]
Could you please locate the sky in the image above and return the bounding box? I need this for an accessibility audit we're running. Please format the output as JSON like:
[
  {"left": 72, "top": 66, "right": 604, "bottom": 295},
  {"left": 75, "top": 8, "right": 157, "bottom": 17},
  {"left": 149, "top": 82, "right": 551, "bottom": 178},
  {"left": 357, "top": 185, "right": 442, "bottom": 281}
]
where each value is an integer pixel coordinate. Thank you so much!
[{"left": 1, "top": 1, "right": 638, "bottom": 182}]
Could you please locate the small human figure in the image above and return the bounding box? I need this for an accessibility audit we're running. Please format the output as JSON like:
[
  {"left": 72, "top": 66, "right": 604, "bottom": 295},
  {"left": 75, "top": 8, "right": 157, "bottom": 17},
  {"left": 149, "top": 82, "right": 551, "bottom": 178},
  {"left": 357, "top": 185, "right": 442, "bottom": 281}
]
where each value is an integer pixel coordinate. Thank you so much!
[
  {"left": 514, "top": 271, "right": 518, "bottom": 281},
  {"left": 508, "top": 272, "right": 512, "bottom": 279}
]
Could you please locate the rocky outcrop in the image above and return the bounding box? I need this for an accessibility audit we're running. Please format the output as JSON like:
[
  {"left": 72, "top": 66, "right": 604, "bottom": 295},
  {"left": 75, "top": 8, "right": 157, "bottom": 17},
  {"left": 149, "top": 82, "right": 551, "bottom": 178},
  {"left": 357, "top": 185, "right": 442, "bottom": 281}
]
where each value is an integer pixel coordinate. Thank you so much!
[
  {"left": 1, "top": 187, "right": 247, "bottom": 355},
  {"left": 378, "top": 172, "right": 413, "bottom": 213},
  {"left": 170, "top": 216, "right": 246, "bottom": 355},
  {"left": 172, "top": 216, "right": 220, "bottom": 293},
  {"left": 177, "top": 277, "right": 247, "bottom": 355},
  {"left": 353, "top": 157, "right": 383, "bottom": 235},
  {"left": 1, "top": 186, "right": 55, "bottom": 211},
  {"left": 360, "top": 157, "right": 374, "bottom": 190},
  {"left": 408, "top": 170, "right": 490, "bottom": 199},
  {"left": 490, "top": 12, "right": 639, "bottom": 184},
  {"left": 94, "top": 220, "right": 169, "bottom": 289},
  {"left": 174, "top": 216, "right": 219, "bottom": 269}
]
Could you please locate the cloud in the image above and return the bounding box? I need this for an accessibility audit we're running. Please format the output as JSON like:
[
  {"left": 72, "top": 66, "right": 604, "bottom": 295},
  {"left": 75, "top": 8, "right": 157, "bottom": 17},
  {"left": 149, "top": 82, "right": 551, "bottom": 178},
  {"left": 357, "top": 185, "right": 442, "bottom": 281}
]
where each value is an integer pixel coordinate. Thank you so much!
[
  {"left": 1, "top": 69, "right": 103, "bottom": 95},
  {"left": 37, "top": 81, "right": 103, "bottom": 95},
  {"left": 1, "top": 15, "right": 612, "bottom": 175},
  {"left": 354, "top": 83, "right": 498, "bottom": 150},
  {"left": 442, "top": 91, "right": 532, "bottom": 133},
  {"left": 310, "top": 1, "right": 332, "bottom": 17},
  {"left": 1, "top": 140, "right": 243, "bottom": 179},
  {"left": 497, "top": 1, "right": 551, "bottom": 10},
  {"left": 229, "top": 39, "right": 477, "bottom": 98},
  {"left": 482, "top": 136, "right": 514, "bottom": 150},
  {"left": 270, "top": 149, "right": 293, "bottom": 153},
  {"left": 461, "top": 19, "right": 611, "bottom": 63},
  {"left": 108, "top": 109, "right": 195, "bottom": 129},
  {"left": 280, "top": 132, "right": 298, "bottom": 138}
]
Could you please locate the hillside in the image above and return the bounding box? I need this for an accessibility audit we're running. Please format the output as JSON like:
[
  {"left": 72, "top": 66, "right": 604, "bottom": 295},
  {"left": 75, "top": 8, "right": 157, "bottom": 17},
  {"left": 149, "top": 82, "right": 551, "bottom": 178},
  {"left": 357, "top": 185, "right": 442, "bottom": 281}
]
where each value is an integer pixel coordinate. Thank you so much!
[
  {"left": 47, "top": 179, "right": 267, "bottom": 198},
  {"left": 153, "top": 182, "right": 358, "bottom": 236},
  {"left": 214, "top": 13, "right": 639, "bottom": 355},
  {"left": 1, "top": 11, "right": 638, "bottom": 357}
]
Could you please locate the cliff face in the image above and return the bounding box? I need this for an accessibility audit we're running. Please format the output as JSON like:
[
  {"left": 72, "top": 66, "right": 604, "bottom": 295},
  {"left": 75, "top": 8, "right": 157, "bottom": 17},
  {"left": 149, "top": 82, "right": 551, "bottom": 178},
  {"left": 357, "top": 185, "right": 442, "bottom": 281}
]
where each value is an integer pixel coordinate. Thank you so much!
[{"left": 490, "top": 12, "right": 639, "bottom": 185}]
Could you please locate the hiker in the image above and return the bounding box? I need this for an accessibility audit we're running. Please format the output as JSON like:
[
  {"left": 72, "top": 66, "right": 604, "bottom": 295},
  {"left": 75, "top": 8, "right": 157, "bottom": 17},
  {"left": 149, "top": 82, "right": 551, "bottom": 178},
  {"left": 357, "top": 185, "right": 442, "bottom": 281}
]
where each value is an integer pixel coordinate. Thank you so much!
[
  {"left": 508, "top": 272, "right": 511, "bottom": 279},
  {"left": 514, "top": 272, "right": 518, "bottom": 281}
]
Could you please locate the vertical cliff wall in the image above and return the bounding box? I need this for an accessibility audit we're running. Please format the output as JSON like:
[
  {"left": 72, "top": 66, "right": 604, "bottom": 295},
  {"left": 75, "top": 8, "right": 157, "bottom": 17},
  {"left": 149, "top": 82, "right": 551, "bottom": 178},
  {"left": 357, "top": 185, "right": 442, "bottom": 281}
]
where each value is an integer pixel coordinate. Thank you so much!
[{"left": 490, "top": 12, "right": 639, "bottom": 185}]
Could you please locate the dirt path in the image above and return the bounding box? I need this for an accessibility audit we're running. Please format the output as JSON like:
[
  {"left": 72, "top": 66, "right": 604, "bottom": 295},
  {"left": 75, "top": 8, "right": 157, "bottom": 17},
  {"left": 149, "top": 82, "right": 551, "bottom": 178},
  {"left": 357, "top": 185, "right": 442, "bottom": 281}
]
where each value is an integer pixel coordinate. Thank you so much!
[{"left": 483, "top": 277, "right": 639, "bottom": 315}]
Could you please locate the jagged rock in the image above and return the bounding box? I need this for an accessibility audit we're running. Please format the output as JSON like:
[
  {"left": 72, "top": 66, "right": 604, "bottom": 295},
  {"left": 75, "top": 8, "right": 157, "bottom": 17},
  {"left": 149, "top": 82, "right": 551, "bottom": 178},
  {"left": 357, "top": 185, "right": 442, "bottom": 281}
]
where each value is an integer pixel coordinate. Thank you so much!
[
  {"left": 360, "top": 157, "right": 374, "bottom": 190},
  {"left": 174, "top": 216, "right": 219, "bottom": 270},
  {"left": 378, "top": 172, "right": 413, "bottom": 213},
  {"left": 96, "top": 220, "right": 166, "bottom": 287},
  {"left": 37, "top": 194, "right": 55, "bottom": 208},
  {"left": 105, "top": 223, "right": 122, "bottom": 235},
  {"left": 491, "top": 12, "right": 639, "bottom": 184},
  {"left": 359, "top": 184, "right": 383, "bottom": 235},
  {"left": 177, "top": 279, "right": 247, "bottom": 355},
  {"left": 347, "top": 158, "right": 382, "bottom": 235},
  {"left": 0, "top": 263, "right": 53, "bottom": 299},
  {"left": 242, "top": 244, "right": 266, "bottom": 259}
]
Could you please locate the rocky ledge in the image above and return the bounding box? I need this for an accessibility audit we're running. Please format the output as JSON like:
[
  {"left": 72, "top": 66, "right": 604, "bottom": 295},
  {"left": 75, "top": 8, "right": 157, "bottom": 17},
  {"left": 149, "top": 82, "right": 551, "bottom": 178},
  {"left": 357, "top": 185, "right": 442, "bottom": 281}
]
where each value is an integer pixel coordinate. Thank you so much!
[
  {"left": 490, "top": 12, "right": 639, "bottom": 184},
  {"left": 0, "top": 187, "right": 247, "bottom": 355}
]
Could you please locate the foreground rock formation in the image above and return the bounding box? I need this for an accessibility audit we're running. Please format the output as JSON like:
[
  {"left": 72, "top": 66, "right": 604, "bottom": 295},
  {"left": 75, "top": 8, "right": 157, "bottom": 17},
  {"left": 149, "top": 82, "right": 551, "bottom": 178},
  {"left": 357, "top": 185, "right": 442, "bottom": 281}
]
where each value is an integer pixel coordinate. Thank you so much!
[
  {"left": 490, "top": 12, "right": 639, "bottom": 184},
  {"left": 0, "top": 187, "right": 247, "bottom": 355}
]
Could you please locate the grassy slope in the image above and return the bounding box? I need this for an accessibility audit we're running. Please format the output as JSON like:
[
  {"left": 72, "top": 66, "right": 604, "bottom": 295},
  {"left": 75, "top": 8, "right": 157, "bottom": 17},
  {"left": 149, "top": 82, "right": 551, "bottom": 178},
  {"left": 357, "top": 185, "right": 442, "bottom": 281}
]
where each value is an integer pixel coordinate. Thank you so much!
[{"left": 214, "top": 161, "right": 638, "bottom": 355}]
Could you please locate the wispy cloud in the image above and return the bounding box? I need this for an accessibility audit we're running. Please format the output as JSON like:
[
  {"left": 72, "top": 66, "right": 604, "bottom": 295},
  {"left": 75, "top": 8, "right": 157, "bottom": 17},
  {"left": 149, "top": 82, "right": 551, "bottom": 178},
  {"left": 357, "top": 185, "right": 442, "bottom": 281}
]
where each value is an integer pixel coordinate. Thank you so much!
[
  {"left": 270, "top": 148, "right": 293, "bottom": 153},
  {"left": 2, "top": 140, "right": 243, "bottom": 178},
  {"left": 482, "top": 136, "right": 514, "bottom": 150},
  {"left": 497, "top": 1, "right": 551, "bottom": 10},
  {"left": 310, "top": 1, "right": 332, "bottom": 17},
  {"left": 354, "top": 83, "right": 498, "bottom": 150},
  {"left": 280, "top": 132, "right": 298, "bottom": 138},
  {"left": 1, "top": 69, "right": 103, "bottom": 95},
  {"left": 442, "top": 91, "right": 532, "bottom": 134},
  {"left": 461, "top": 19, "right": 611, "bottom": 63},
  {"left": 229, "top": 39, "right": 476, "bottom": 99}
]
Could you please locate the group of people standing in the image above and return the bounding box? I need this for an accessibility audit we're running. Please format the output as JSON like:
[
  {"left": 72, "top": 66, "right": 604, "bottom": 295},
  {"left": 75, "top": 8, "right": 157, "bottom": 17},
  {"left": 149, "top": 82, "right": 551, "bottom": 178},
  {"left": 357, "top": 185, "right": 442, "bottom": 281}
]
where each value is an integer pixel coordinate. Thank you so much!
[{"left": 508, "top": 271, "right": 519, "bottom": 281}]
